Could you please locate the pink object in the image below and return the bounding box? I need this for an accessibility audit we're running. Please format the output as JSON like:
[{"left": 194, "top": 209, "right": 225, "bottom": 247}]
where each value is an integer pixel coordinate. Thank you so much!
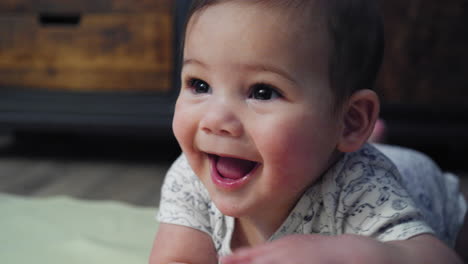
[{"left": 369, "top": 119, "right": 386, "bottom": 143}]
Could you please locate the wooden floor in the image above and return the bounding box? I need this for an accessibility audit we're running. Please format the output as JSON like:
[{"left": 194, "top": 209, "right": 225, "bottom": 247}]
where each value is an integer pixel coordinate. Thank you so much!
[{"left": 0, "top": 132, "right": 179, "bottom": 207}]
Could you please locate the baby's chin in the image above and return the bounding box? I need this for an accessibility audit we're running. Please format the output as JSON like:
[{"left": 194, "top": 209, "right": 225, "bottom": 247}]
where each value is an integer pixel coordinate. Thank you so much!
[{"left": 207, "top": 189, "right": 258, "bottom": 217}]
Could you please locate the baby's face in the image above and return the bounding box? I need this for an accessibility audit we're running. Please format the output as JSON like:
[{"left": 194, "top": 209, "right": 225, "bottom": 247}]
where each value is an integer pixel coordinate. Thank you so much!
[{"left": 173, "top": 1, "right": 342, "bottom": 220}]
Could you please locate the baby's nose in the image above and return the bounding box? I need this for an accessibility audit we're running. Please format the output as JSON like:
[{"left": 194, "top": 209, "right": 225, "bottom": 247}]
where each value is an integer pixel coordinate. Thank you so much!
[{"left": 199, "top": 103, "right": 242, "bottom": 137}]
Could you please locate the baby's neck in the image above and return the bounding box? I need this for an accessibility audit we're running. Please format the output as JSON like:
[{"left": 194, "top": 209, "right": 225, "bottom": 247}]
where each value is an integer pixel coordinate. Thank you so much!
[
  {"left": 231, "top": 207, "right": 291, "bottom": 250},
  {"left": 231, "top": 218, "right": 269, "bottom": 250}
]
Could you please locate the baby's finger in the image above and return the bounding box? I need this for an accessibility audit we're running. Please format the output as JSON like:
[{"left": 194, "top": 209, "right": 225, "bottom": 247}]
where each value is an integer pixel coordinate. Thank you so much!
[
  {"left": 221, "top": 244, "right": 279, "bottom": 264},
  {"left": 220, "top": 252, "right": 252, "bottom": 264},
  {"left": 222, "top": 251, "right": 285, "bottom": 264}
]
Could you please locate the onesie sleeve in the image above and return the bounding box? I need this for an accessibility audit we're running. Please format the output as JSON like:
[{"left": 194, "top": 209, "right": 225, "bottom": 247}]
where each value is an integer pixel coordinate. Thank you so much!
[
  {"left": 329, "top": 144, "right": 434, "bottom": 242},
  {"left": 156, "top": 154, "right": 213, "bottom": 236},
  {"left": 374, "top": 143, "right": 467, "bottom": 246}
]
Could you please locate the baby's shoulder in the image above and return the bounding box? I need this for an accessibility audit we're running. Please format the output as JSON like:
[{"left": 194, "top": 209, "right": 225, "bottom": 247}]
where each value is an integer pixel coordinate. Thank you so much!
[
  {"left": 329, "top": 143, "right": 401, "bottom": 189},
  {"left": 162, "top": 153, "right": 211, "bottom": 200}
]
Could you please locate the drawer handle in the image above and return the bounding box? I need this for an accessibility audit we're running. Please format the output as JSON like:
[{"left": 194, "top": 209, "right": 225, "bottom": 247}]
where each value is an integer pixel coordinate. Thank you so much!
[{"left": 39, "top": 13, "right": 81, "bottom": 26}]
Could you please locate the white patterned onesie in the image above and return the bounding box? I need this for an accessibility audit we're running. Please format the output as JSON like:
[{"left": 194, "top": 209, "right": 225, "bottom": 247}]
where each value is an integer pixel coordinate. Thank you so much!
[{"left": 157, "top": 143, "right": 466, "bottom": 256}]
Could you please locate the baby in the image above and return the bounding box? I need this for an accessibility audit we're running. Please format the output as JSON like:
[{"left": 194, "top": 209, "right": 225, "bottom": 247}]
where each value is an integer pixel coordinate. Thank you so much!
[{"left": 150, "top": 0, "right": 465, "bottom": 263}]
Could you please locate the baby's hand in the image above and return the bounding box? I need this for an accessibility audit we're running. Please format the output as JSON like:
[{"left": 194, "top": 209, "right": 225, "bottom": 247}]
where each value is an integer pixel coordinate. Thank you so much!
[{"left": 220, "top": 234, "right": 397, "bottom": 264}]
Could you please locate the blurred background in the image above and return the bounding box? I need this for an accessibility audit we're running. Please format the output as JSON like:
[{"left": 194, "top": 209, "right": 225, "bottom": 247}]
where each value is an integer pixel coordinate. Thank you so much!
[{"left": 0, "top": 0, "right": 467, "bottom": 207}]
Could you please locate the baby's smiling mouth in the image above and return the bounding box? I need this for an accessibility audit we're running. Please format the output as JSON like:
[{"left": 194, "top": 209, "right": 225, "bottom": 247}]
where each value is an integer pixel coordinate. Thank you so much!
[{"left": 208, "top": 154, "right": 258, "bottom": 180}]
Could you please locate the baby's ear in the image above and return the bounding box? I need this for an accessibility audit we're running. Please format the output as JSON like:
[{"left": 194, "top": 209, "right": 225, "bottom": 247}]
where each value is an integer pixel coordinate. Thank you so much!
[{"left": 337, "top": 89, "right": 380, "bottom": 153}]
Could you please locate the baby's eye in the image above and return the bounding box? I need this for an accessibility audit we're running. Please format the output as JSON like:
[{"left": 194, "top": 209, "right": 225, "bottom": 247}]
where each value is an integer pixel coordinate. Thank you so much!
[
  {"left": 249, "top": 83, "right": 281, "bottom": 100},
  {"left": 188, "top": 78, "right": 211, "bottom": 94}
]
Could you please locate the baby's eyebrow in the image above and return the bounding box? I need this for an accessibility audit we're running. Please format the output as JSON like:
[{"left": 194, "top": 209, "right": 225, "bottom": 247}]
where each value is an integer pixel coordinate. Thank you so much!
[
  {"left": 241, "top": 63, "right": 298, "bottom": 85},
  {"left": 182, "top": 58, "right": 298, "bottom": 85},
  {"left": 183, "top": 58, "right": 208, "bottom": 69}
]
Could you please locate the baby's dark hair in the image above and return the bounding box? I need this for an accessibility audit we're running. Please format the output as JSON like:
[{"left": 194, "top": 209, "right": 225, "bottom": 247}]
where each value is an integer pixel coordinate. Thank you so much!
[{"left": 184, "top": 0, "right": 384, "bottom": 107}]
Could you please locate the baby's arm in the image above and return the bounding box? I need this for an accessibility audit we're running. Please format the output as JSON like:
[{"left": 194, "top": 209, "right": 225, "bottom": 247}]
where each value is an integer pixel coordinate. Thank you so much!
[
  {"left": 387, "top": 234, "right": 462, "bottom": 263},
  {"left": 221, "top": 233, "right": 462, "bottom": 264},
  {"left": 149, "top": 223, "right": 218, "bottom": 264},
  {"left": 152, "top": 155, "right": 217, "bottom": 264}
]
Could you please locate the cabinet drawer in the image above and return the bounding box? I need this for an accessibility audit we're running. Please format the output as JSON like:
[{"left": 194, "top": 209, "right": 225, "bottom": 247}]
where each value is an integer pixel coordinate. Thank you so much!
[
  {"left": 0, "top": 0, "right": 169, "bottom": 13},
  {"left": 0, "top": 0, "right": 174, "bottom": 92}
]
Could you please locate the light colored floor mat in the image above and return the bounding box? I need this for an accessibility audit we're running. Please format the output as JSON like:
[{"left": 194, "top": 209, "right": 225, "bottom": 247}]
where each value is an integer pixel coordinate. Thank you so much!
[{"left": 0, "top": 194, "right": 158, "bottom": 264}]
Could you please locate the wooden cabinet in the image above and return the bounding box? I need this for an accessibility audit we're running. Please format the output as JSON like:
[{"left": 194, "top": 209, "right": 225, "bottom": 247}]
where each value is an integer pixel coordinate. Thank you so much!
[
  {"left": 0, "top": 0, "right": 189, "bottom": 135},
  {"left": 0, "top": 0, "right": 174, "bottom": 92}
]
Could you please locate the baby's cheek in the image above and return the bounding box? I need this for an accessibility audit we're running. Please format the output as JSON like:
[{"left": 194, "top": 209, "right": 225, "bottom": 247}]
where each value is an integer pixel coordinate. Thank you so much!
[
  {"left": 263, "top": 125, "right": 310, "bottom": 165},
  {"left": 172, "top": 104, "right": 194, "bottom": 149},
  {"left": 260, "top": 123, "right": 324, "bottom": 187},
  {"left": 172, "top": 104, "right": 208, "bottom": 179},
  {"left": 172, "top": 116, "right": 185, "bottom": 146},
  {"left": 259, "top": 130, "right": 302, "bottom": 170}
]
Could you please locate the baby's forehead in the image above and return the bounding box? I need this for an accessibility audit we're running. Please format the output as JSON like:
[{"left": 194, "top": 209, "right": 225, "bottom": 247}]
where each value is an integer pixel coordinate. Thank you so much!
[
  {"left": 186, "top": 1, "right": 330, "bottom": 55},
  {"left": 188, "top": 0, "right": 329, "bottom": 42}
]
